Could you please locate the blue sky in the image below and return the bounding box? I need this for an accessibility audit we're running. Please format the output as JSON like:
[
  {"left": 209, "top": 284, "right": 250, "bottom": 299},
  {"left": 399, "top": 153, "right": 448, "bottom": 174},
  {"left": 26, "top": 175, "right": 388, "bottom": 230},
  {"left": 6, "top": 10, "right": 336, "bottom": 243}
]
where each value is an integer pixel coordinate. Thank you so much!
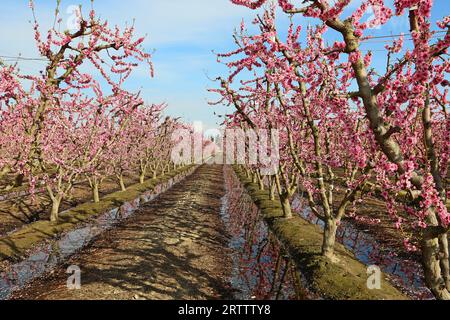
[{"left": 0, "top": 0, "right": 448, "bottom": 130}]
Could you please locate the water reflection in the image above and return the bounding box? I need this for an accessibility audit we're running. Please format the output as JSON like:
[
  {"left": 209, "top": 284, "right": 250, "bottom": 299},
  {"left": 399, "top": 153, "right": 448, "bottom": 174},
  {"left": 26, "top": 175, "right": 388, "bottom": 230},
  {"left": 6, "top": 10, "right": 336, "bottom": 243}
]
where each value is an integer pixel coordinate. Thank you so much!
[
  {"left": 291, "top": 195, "right": 433, "bottom": 300},
  {"left": 224, "top": 167, "right": 434, "bottom": 300},
  {"left": 222, "top": 166, "right": 309, "bottom": 300},
  {"left": 0, "top": 169, "right": 195, "bottom": 300}
]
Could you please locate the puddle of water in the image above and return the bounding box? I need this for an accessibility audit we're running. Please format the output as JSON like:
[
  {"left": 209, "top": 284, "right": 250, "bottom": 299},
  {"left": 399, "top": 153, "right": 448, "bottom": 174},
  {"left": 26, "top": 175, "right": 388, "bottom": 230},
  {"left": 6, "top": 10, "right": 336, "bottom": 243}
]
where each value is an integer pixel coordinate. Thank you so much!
[
  {"left": 224, "top": 167, "right": 434, "bottom": 300},
  {"left": 0, "top": 169, "right": 195, "bottom": 300},
  {"left": 290, "top": 194, "right": 433, "bottom": 300},
  {"left": 221, "top": 166, "right": 311, "bottom": 300}
]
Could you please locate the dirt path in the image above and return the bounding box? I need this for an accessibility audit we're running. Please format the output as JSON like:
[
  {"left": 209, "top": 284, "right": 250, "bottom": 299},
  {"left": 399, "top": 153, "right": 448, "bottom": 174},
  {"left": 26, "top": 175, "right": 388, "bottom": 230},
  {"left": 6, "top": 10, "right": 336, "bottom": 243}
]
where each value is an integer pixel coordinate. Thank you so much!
[{"left": 11, "top": 165, "right": 233, "bottom": 300}]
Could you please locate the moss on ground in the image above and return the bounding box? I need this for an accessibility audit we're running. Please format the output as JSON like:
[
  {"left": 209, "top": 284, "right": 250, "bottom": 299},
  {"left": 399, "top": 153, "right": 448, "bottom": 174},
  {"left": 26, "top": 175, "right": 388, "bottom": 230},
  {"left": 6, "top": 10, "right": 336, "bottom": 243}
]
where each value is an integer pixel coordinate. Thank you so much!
[
  {"left": 232, "top": 165, "right": 408, "bottom": 300},
  {"left": 0, "top": 166, "right": 196, "bottom": 262}
]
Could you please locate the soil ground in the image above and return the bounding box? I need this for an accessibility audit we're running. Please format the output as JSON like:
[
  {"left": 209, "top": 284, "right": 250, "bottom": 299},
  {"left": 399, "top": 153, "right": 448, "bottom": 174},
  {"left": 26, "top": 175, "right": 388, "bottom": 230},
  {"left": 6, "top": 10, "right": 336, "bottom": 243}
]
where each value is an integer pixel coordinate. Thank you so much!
[
  {"left": 10, "top": 165, "right": 233, "bottom": 300},
  {"left": 0, "top": 174, "right": 150, "bottom": 237}
]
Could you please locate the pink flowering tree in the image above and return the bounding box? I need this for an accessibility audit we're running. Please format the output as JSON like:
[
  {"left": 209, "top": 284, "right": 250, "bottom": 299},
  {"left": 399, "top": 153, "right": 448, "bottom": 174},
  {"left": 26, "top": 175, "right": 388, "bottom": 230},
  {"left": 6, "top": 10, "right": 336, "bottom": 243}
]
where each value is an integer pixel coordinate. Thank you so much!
[
  {"left": 80, "top": 89, "right": 145, "bottom": 203},
  {"left": 0, "top": 1, "right": 154, "bottom": 222},
  {"left": 212, "top": 8, "right": 377, "bottom": 260},
  {"left": 108, "top": 108, "right": 183, "bottom": 192},
  {"left": 134, "top": 104, "right": 168, "bottom": 184},
  {"left": 35, "top": 88, "right": 144, "bottom": 220},
  {"left": 0, "top": 65, "right": 35, "bottom": 189},
  {"left": 229, "top": 0, "right": 450, "bottom": 299},
  {"left": 108, "top": 119, "right": 140, "bottom": 192},
  {"left": 108, "top": 103, "right": 166, "bottom": 191},
  {"left": 156, "top": 117, "right": 188, "bottom": 174},
  {"left": 23, "top": 0, "right": 153, "bottom": 178}
]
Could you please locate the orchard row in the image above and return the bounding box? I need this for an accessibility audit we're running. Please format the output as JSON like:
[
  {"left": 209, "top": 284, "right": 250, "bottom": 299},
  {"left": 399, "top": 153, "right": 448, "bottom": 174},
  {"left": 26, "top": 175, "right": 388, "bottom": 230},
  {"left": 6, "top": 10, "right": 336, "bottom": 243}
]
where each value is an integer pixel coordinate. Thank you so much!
[
  {"left": 0, "top": 2, "right": 187, "bottom": 222},
  {"left": 212, "top": 0, "right": 449, "bottom": 299}
]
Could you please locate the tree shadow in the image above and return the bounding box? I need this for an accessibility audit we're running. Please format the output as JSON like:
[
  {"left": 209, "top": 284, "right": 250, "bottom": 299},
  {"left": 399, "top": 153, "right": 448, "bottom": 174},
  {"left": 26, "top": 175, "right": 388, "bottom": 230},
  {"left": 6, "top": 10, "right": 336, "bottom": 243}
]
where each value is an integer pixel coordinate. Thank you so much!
[{"left": 10, "top": 165, "right": 234, "bottom": 300}]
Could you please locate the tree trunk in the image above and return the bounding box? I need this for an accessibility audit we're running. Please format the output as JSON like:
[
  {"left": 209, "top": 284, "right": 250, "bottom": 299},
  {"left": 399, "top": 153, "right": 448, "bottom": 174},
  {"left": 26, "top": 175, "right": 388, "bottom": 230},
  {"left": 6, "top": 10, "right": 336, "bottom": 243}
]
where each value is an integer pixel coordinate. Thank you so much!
[
  {"left": 421, "top": 213, "right": 450, "bottom": 300},
  {"left": 245, "top": 167, "right": 251, "bottom": 179},
  {"left": 92, "top": 183, "right": 100, "bottom": 203},
  {"left": 118, "top": 175, "right": 126, "bottom": 191},
  {"left": 321, "top": 219, "right": 338, "bottom": 260},
  {"left": 270, "top": 177, "right": 276, "bottom": 201},
  {"left": 50, "top": 196, "right": 62, "bottom": 222},
  {"left": 280, "top": 194, "right": 293, "bottom": 219},
  {"left": 152, "top": 170, "right": 157, "bottom": 179},
  {"left": 316, "top": 14, "right": 450, "bottom": 298},
  {"left": 438, "top": 233, "right": 450, "bottom": 291},
  {"left": 257, "top": 171, "right": 265, "bottom": 191},
  {"left": 139, "top": 173, "right": 145, "bottom": 184}
]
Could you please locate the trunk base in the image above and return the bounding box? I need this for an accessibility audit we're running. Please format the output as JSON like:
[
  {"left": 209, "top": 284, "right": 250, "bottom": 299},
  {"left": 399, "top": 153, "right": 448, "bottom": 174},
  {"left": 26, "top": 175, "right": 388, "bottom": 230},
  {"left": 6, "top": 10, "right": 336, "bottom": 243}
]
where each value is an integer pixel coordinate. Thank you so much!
[
  {"left": 50, "top": 199, "right": 61, "bottom": 222},
  {"left": 280, "top": 196, "right": 293, "bottom": 219},
  {"left": 422, "top": 229, "right": 450, "bottom": 300},
  {"left": 92, "top": 185, "right": 100, "bottom": 203},
  {"left": 322, "top": 219, "right": 338, "bottom": 263}
]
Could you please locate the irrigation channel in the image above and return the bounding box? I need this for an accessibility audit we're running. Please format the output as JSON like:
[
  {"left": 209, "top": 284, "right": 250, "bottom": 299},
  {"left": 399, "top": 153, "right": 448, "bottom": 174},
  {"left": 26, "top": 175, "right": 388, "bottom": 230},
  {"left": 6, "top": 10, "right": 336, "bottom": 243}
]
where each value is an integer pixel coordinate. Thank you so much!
[{"left": 1, "top": 165, "right": 429, "bottom": 300}]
